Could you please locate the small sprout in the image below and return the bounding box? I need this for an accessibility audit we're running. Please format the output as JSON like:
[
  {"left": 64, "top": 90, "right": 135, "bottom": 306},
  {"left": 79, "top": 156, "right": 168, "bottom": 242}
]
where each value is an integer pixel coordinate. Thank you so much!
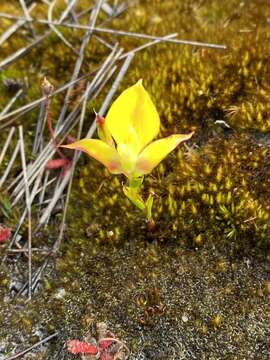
[
  {"left": 264, "top": 281, "right": 270, "bottom": 294},
  {"left": 201, "top": 323, "right": 209, "bottom": 335},
  {"left": 41, "top": 77, "right": 54, "bottom": 96},
  {"left": 216, "top": 260, "right": 228, "bottom": 273},
  {"left": 194, "top": 233, "right": 203, "bottom": 246},
  {"left": 212, "top": 314, "right": 222, "bottom": 329}
]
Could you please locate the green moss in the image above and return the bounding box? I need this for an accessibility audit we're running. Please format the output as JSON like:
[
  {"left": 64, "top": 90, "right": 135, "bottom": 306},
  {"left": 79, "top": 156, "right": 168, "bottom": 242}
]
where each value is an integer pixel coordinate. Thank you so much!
[
  {"left": 0, "top": 0, "right": 269, "bottom": 249},
  {"left": 65, "top": 0, "right": 270, "bottom": 250},
  {"left": 67, "top": 133, "right": 270, "bottom": 249}
]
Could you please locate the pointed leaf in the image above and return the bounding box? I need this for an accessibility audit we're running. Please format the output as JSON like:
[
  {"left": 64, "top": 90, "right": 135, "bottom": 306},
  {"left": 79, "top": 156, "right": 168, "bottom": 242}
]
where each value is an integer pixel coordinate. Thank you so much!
[
  {"left": 135, "top": 132, "right": 194, "bottom": 175},
  {"left": 129, "top": 177, "right": 144, "bottom": 189},
  {"left": 62, "top": 139, "right": 121, "bottom": 174},
  {"left": 145, "top": 193, "right": 154, "bottom": 220},
  {"left": 96, "top": 114, "right": 115, "bottom": 147},
  {"left": 123, "top": 186, "right": 145, "bottom": 211},
  {"left": 105, "top": 80, "right": 160, "bottom": 150}
]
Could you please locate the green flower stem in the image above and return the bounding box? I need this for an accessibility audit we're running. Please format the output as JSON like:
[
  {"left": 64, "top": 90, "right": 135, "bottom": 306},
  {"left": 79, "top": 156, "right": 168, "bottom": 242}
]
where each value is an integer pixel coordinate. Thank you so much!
[{"left": 123, "top": 177, "right": 154, "bottom": 223}]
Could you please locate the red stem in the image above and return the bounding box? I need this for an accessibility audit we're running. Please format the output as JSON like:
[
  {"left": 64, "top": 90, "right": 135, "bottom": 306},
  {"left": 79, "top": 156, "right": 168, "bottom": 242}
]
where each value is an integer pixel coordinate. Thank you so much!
[{"left": 45, "top": 95, "right": 66, "bottom": 159}]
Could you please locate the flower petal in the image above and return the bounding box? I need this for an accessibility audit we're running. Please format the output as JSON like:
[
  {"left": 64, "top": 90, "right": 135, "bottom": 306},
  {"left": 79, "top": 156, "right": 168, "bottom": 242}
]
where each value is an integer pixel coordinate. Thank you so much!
[
  {"left": 105, "top": 80, "right": 160, "bottom": 150},
  {"left": 62, "top": 139, "right": 122, "bottom": 174},
  {"left": 135, "top": 132, "right": 194, "bottom": 175}
]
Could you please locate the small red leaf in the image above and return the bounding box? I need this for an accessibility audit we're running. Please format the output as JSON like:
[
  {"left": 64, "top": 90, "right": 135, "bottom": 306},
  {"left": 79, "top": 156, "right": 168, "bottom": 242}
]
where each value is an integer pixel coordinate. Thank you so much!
[
  {"left": 67, "top": 135, "right": 77, "bottom": 143},
  {"left": 99, "top": 339, "right": 113, "bottom": 351},
  {"left": 46, "top": 158, "right": 71, "bottom": 170},
  {"left": 0, "top": 226, "right": 11, "bottom": 244},
  {"left": 67, "top": 340, "right": 98, "bottom": 354},
  {"left": 100, "top": 353, "right": 114, "bottom": 360}
]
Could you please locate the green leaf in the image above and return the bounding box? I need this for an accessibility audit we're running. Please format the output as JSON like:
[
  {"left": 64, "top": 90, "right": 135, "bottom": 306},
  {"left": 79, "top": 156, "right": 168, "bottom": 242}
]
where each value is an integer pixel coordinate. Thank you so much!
[
  {"left": 145, "top": 193, "right": 154, "bottom": 221},
  {"left": 0, "top": 198, "right": 12, "bottom": 218},
  {"left": 123, "top": 186, "right": 145, "bottom": 211},
  {"left": 129, "top": 177, "right": 144, "bottom": 189}
]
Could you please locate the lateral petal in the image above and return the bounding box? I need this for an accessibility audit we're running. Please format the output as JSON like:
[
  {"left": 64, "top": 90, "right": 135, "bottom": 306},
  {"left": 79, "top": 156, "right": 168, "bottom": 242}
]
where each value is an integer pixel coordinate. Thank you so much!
[
  {"left": 135, "top": 132, "right": 194, "bottom": 175},
  {"left": 62, "top": 139, "right": 122, "bottom": 174},
  {"left": 105, "top": 80, "right": 160, "bottom": 150}
]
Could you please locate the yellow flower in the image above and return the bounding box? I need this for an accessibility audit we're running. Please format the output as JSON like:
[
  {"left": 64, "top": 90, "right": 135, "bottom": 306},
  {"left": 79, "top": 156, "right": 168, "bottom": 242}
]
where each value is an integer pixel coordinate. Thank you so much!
[{"left": 62, "top": 80, "right": 193, "bottom": 179}]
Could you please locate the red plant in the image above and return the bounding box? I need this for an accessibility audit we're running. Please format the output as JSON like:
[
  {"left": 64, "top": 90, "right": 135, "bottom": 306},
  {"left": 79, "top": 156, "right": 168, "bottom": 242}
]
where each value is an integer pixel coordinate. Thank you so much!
[
  {"left": 67, "top": 322, "right": 129, "bottom": 359},
  {"left": 67, "top": 340, "right": 98, "bottom": 355},
  {"left": 0, "top": 226, "right": 11, "bottom": 244},
  {"left": 67, "top": 338, "right": 115, "bottom": 359}
]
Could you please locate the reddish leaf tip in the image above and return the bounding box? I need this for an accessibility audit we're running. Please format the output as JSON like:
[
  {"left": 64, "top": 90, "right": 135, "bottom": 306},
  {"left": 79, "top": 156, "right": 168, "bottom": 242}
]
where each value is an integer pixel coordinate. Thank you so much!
[{"left": 96, "top": 114, "right": 105, "bottom": 127}]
